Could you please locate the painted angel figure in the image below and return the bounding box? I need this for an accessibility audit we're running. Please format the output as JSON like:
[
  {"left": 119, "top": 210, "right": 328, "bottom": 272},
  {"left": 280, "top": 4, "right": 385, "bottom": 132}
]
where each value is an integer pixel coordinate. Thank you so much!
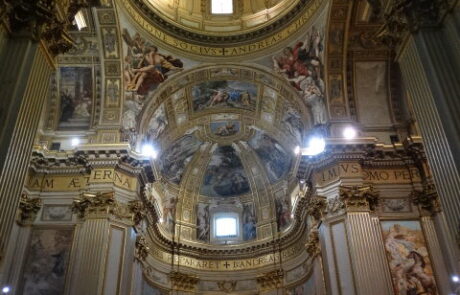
[{"left": 122, "top": 30, "right": 184, "bottom": 95}]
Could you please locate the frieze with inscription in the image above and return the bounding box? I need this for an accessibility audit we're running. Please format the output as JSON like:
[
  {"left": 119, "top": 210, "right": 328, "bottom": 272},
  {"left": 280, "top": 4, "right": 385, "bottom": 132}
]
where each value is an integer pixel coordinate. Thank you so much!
[{"left": 26, "top": 168, "right": 137, "bottom": 192}]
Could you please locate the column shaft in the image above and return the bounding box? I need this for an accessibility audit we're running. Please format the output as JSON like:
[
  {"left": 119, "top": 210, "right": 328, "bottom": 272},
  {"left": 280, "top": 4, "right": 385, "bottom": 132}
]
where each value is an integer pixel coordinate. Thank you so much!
[
  {"left": 0, "top": 37, "right": 54, "bottom": 258},
  {"left": 398, "top": 35, "right": 460, "bottom": 249},
  {"left": 346, "top": 213, "right": 393, "bottom": 295},
  {"left": 69, "top": 219, "right": 111, "bottom": 295}
]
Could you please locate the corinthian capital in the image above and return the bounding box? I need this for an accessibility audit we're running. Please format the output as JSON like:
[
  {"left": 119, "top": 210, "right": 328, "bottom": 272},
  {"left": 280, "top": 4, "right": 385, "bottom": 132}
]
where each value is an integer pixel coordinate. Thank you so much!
[
  {"left": 376, "top": 0, "right": 449, "bottom": 48},
  {"left": 2, "top": 0, "right": 100, "bottom": 56}
]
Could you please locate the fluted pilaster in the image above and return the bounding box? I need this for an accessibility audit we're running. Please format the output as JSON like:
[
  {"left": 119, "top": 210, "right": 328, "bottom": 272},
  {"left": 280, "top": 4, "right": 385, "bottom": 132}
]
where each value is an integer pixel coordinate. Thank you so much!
[
  {"left": 346, "top": 213, "right": 393, "bottom": 295},
  {"left": 0, "top": 40, "right": 54, "bottom": 259},
  {"left": 398, "top": 36, "right": 460, "bottom": 253}
]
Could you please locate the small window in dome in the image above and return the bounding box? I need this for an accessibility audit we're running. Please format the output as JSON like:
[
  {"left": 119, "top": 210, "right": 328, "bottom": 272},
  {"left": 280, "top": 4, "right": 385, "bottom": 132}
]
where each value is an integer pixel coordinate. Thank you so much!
[
  {"left": 211, "top": 0, "right": 233, "bottom": 14},
  {"left": 215, "top": 217, "right": 237, "bottom": 237}
]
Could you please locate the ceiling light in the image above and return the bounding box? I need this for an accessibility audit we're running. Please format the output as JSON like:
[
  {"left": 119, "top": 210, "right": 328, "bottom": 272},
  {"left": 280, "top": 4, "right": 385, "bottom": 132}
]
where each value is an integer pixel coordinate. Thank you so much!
[
  {"left": 141, "top": 144, "right": 158, "bottom": 159},
  {"left": 294, "top": 145, "right": 300, "bottom": 155},
  {"left": 453, "top": 275, "right": 460, "bottom": 283},
  {"left": 74, "top": 10, "right": 87, "bottom": 30},
  {"left": 159, "top": 217, "right": 164, "bottom": 223},
  {"left": 71, "top": 138, "right": 80, "bottom": 147},
  {"left": 302, "top": 137, "right": 326, "bottom": 156},
  {"left": 343, "top": 127, "right": 357, "bottom": 139},
  {"left": 2, "top": 286, "right": 10, "bottom": 294}
]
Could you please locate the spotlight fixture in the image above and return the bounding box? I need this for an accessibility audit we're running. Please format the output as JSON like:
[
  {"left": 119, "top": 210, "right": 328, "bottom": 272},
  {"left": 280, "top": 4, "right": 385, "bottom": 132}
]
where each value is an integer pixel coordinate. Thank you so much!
[
  {"left": 302, "top": 136, "right": 326, "bottom": 156},
  {"left": 141, "top": 144, "right": 158, "bottom": 159},
  {"left": 453, "top": 275, "right": 460, "bottom": 283},
  {"left": 71, "top": 138, "right": 80, "bottom": 147},
  {"left": 343, "top": 126, "right": 357, "bottom": 139},
  {"left": 2, "top": 286, "right": 11, "bottom": 294}
]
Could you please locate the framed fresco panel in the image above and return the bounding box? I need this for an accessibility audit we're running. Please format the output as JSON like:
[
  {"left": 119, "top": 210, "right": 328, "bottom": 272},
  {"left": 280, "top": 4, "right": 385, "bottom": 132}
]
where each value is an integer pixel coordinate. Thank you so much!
[
  {"left": 381, "top": 221, "right": 438, "bottom": 295},
  {"left": 19, "top": 227, "right": 74, "bottom": 295},
  {"left": 58, "top": 67, "right": 93, "bottom": 130}
]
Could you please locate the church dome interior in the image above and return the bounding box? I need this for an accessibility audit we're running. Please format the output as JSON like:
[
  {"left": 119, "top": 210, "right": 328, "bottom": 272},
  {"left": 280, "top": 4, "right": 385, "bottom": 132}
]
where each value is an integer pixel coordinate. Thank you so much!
[{"left": 0, "top": 0, "right": 459, "bottom": 294}]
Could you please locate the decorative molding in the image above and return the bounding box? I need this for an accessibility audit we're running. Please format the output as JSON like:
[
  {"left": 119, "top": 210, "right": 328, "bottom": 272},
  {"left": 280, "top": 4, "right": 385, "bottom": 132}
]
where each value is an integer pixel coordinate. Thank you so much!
[
  {"left": 305, "top": 227, "right": 320, "bottom": 257},
  {"left": 256, "top": 269, "right": 284, "bottom": 290},
  {"left": 129, "top": 200, "right": 146, "bottom": 228},
  {"left": 17, "top": 194, "right": 42, "bottom": 225},
  {"left": 217, "top": 281, "right": 237, "bottom": 293},
  {"left": 134, "top": 235, "right": 149, "bottom": 261},
  {"left": 306, "top": 196, "right": 326, "bottom": 220},
  {"left": 169, "top": 271, "right": 199, "bottom": 292}
]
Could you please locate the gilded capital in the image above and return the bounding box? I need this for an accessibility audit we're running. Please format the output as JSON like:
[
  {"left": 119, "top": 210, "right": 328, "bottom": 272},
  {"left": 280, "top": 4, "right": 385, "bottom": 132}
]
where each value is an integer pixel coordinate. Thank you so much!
[
  {"left": 17, "top": 193, "right": 42, "bottom": 225},
  {"left": 339, "top": 185, "right": 379, "bottom": 212},
  {"left": 410, "top": 183, "right": 441, "bottom": 214},
  {"left": 169, "top": 271, "right": 199, "bottom": 292},
  {"left": 2, "top": 0, "right": 100, "bottom": 56},
  {"left": 306, "top": 196, "right": 327, "bottom": 221},
  {"left": 72, "top": 191, "right": 116, "bottom": 218},
  {"left": 376, "top": 0, "right": 448, "bottom": 48},
  {"left": 256, "top": 269, "right": 284, "bottom": 290}
]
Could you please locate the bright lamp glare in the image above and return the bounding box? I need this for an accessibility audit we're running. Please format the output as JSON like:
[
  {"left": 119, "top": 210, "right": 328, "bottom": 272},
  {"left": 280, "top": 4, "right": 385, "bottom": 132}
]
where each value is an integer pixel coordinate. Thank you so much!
[
  {"left": 302, "top": 137, "right": 325, "bottom": 156},
  {"left": 452, "top": 275, "right": 460, "bottom": 283},
  {"left": 71, "top": 138, "right": 80, "bottom": 147},
  {"left": 74, "top": 10, "right": 87, "bottom": 30},
  {"left": 141, "top": 144, "right": 157, "bottom": 159},
  {"left": 294, "top": 145, "right": 300, "bottom": 155},
  {"left": 343, "top": 127, "right": 357, "bottom": 139},
  {"left": 2, "top": 286, "right": 11, "bottom": 294}
]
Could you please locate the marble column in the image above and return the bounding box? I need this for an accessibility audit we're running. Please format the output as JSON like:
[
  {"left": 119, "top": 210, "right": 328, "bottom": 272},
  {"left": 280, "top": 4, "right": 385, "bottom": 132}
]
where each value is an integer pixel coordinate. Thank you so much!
[{"left": 0, "top": 33, "right": 54, "bottom": 260}]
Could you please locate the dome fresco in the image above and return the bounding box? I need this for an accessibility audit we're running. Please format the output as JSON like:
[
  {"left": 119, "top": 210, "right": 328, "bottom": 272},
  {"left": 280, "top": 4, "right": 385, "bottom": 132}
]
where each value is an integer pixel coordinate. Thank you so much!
[
  {"left": 248, "top": 131, "right": 292, "bottom": 183},
  {"left": 158, "top": 134, "right": 203, "bottom": 184},
  {"left": 200, "top": 145, "right": 250, "bottom": 198},
  {"left": 135, "top": 64, "right": 312, "bottom": 246}
]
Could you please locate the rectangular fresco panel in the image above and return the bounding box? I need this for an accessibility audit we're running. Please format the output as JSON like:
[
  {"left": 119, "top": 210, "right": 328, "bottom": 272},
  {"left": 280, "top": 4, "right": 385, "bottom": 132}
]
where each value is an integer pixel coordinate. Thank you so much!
[
  {"left": 381, "top": 221, "right": 438, "bottom": 295},
  {"left": 20, "top": 228, "right": 74, "bottom": 295},
  {"left": 355, "top": 61, "right": 392, "bottom": 127},
  {"left": 191, "top": 80, "right": 257, "bottom": 112},
  {"left": 210, "top": 121, "right": 240, "bottom": 137},
  {"left": 58, "top": 67, "right": 93, "bottom": 130}
]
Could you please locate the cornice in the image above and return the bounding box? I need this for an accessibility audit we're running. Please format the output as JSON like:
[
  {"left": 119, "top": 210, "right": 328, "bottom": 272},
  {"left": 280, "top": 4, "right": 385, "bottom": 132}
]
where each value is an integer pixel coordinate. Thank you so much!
[{"left": 127, "top": 0, "right": 311, "bottom": 46}]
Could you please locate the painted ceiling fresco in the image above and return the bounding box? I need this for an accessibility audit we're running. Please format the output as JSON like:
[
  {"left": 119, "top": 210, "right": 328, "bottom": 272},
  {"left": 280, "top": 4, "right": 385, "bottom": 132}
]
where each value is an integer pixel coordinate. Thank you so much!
[
  {"left": 248, "top": 131, "right": 292, "bottom": 183},
  {"left": 191, "top": 80, "right": 258, "bottom": 113},
  {"left": 158, "top": 135, "right": 203, "bottom": 184},
  {"left": 200, "top": 145, "right": 251, "bottom": 198}
]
